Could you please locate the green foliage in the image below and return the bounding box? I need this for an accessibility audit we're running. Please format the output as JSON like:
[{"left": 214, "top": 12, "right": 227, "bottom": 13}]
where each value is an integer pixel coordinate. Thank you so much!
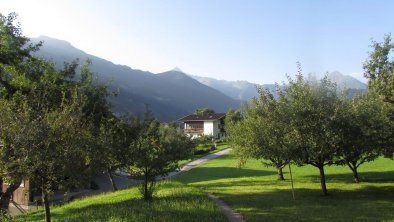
[
  {"left": 284, "top": 73, "right": 342, "bottom": 195},
  {"left": 0, "top": 211, "right": 12, "bottom": 221},
  {"left": 194, "top": 144, "right": 212, "bottom": 155},
  {"left": 131, "top": 115, "right": 194, "bottom": 200},
  {"left": 93, "top": 114, "right": 139, "bottom": 191},
  {"left": 0, "top": 13, "right": 115, "bottom": 221},
  {"left": 193, "top": 134, "right": 214, "bottom": 146},
  {"left": 193, "top": 108, "right": 215, "bottom": 115},
  {"left": 364, "top": 34, "right": 394, "bottom": 103},
  {"left": 192, "top": 135, "right": 215, "bottom": 155},
  {"left": 227, "top": 85, "right": 296, "bottom": 180},
  {"left": 224, "top": 108, "right": 242, "bottom": 126},
  {"left": 334, "top": 91, "right": 394, "bottom": 182},
  {"left": 0, "top": 13, "right": 40, "bottom": 66}
]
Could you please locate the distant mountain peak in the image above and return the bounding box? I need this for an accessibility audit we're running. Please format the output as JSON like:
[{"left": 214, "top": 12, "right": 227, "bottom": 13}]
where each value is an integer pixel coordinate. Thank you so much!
[
  {"left": 171, "top": 67, "right": 184, "bottom": 73},
  {"left": 326, "top": 71, "right": 367, "bottom": 90},
  {"left": 35, "top": 35, "right": 73, "bottom": 47}
]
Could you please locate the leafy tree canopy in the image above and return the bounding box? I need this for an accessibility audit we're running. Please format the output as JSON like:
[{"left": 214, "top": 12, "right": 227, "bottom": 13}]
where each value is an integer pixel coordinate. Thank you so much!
[
  {"left": 364, "top": 34, "right": 394, "bottom": 103},
  {"left": 193, "top": 108, "right": 215, "bottom": 115}
]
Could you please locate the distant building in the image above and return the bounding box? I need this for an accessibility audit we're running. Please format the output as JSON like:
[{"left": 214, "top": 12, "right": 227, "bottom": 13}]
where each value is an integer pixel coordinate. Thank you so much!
[
  {"left": 1, "top": 179, "right": 32, "bottom": 211},
  {"left": 0, "top": 143, "right": 32, "bottom": 209},
  {"left": 178, "top": 113, "right": 226, "bottom": 139}
]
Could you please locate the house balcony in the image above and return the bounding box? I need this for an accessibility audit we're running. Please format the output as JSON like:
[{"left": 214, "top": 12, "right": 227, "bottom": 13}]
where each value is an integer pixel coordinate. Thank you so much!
[{"left": 184, "top": 128, "right": 204, "bottom": 134}]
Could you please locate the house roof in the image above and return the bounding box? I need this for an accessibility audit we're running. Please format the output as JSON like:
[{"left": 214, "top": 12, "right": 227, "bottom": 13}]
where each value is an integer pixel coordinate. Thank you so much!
[{"left": 179, "top": 113, "right": 226, "bottom": 122}]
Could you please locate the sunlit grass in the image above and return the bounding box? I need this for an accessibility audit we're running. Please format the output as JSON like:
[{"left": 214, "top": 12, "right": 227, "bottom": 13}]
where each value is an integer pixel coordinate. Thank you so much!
[
  {"left": 16, "top": 181, "right": 226, "bottom": 222},
  {"left": 15, "top": 149, "right": 393, "bottom": 222},
  {"left": 176, "top": 154, "right": 394, "bottom": 222}
]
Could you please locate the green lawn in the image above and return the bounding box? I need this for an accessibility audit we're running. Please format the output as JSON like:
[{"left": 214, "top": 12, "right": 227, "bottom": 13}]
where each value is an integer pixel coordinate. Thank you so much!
[
  {"left": 176, "top": 153, "right": 394, "bottom": 222},
  {"left": 15, "top": 150, "right": 394, "bottom": 222},
  {"left": 15, "top": 181, "right": 226, "bottom": 222}
]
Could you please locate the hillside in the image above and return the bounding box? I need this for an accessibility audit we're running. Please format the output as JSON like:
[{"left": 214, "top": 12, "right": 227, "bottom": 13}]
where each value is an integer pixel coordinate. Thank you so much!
[
  {"left": 327, "top": 71, "right": 367, "bottom": 89},
  {"left": 190, "top": 75, "right": 275, "bottom": 101},
  {"left": 192, "top": 72, "right": 367, "bottom": 101},
  {"left": 31, "top": 36, "right": 240, "bottom": 121}
]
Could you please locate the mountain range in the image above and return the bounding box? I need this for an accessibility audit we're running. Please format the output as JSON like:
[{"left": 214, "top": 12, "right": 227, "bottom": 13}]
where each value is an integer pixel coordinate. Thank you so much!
[
  {"left": 191, "top": 73, "right": 366, "bottom": 102},
  {"left": 31, "top": 36, "right": 367, "bottom": 121},
  {"left": 190, "top": 76, "right": 275, "bottom": 101},
  {"left": 32, "top": 36, "right": 240, "bottom": 121}
]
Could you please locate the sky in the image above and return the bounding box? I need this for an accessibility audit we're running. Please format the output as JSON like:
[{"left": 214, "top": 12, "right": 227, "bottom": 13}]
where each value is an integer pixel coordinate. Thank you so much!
[{"left": 1, "top": 0, "right": 394, "bottom": 84}]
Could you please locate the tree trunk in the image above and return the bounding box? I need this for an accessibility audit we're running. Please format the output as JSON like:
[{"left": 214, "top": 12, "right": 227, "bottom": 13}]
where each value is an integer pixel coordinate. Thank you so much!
[
  {"left": 107, "top": 169, "right": 118, "bottom": 191},
  {"left": 277, "top": 167, "right": 285, "bottom": 180},
  {"left": 0, "top": 177, "right": 3, "bottom": 193},
  {"left": 318, "top": 165, "right": 328, "bottom": 196},
  {"left": 346, "top": 162, "right": 360, "bottom": 183},
  {"left": 144, "top": 172, "right": 148, "bottom": 200},
  {"left": 42, "top": 188, "right": 51, "bottom": 222},
  {"left": 0, "top": 182, "right": 20, "bottom": 213},
  {"left": 351, "top": 167, "right": 360, "bottom": 183}
]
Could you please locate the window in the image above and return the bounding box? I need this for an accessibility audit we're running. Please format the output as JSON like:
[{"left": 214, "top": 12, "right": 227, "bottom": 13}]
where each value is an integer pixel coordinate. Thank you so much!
[{"left": 186, "top": 122, "right": 203, "bottom": 129}]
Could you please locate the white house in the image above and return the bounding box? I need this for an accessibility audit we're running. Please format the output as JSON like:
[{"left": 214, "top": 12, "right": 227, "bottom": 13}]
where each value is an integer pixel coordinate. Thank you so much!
[{"left": 178, "top": 113, "right": 226, "bottom": 139}]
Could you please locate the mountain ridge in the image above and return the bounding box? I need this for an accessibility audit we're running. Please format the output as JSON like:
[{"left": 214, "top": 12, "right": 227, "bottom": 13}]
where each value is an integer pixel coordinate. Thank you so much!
[
  {"left": 191, "top": 72, "right": 367, "bottom": 101},
  {"left": 30, "top": 36, "right": 367, "bottom": 120},
  {"left": 31, "top": 36, "right": 240, "bottom": 121}
]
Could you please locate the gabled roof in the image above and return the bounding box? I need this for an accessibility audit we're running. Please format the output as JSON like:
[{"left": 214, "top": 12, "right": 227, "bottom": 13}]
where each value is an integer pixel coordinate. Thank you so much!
[{"left": 179, "top": 113, "right": 226, "bottom": 122}]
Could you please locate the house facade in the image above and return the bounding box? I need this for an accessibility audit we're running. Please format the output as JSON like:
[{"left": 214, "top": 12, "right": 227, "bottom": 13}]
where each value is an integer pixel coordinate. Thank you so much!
[
  {"left": 179, "top": 113, "right": 226, "bottom": 139},
  {"left": 1, "top": 179, "right": 32, "bottom": 208}
]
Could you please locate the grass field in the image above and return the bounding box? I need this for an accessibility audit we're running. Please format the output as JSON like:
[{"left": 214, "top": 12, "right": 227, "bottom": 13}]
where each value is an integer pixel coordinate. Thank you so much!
[
  {"left": 15, "top": 181, "right": 226, "bottom": 222},
  {"left": 176, "top": 153, "right": 394, "bottom": 222},
  {"left": 15, "top": 150, "right": 393, "bottom": 222}
]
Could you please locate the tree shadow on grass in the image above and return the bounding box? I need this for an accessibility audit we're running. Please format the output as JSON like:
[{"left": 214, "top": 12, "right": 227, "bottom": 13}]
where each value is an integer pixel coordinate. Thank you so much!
[
  {"left": 176, "top": 167, "right": 276, "bottom": 184},
  {"left": 302, "top": 171, "right": 394, "bottom": 184},
  {"left": 220, "top": 186, "right": 394, "bottom": 222}
]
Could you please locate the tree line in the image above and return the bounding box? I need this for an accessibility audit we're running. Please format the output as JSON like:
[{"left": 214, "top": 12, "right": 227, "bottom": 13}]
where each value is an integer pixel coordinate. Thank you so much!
[
  {"left": 0, "top": 13, "right": 194, "bottom": 222},
  {"left": 226, "top": 36, "right": 394, "bottom": 196}
]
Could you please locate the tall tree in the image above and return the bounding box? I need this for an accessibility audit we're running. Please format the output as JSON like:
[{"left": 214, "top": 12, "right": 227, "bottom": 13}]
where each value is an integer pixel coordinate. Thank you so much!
[
  {"left": 364, "top": 34, "right": 394, "bottom": 104},
  {"left": 0, "top": 100, "right": 34, "bottom": 213},
  {"left": 227, "top": 86, "right": 295, "bottom": 180},
  {"left": 286, "top": 75, "right": 340, "bottom": 195},
  {"left": 131, "top": 116, "right": 193, "bottom": 200},
  {"left": 27, "top": 91, "right": 93, "bottom": 222},
  {"left": 96, "top": 115, "right": 138, "bottom": 191},
  {"left": 0, "top": 13, "right": 113, "bottom": 221},
  {"left": 0, "top": 12, "right": 43, "bottom": 214},
  {"left": 335, "top": 92, "right": 394, "bottom": 182}
]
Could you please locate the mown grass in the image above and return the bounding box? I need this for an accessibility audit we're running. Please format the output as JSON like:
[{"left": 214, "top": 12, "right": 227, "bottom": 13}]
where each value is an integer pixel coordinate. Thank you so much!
[
  {"left": 15, "top": 150, "right": 393, "bottom": 222},
  {"left": 176, "top": 154, "right": 394, "bottom": 222},
  {"left": 15, "top": 181, "right": 226, "bottom": 222}
]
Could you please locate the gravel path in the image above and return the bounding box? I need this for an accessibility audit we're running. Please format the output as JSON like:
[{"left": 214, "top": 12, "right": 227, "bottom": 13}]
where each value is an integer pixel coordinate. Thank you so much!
[
  {"left": 167, "top": 148, "right": 244, "bottom": 222},
  {"left": 166, "top": 148, "right": 233, "bottom": 178},
  {"left": 208, "top": 193, "right": 245, "bottom": 222}
]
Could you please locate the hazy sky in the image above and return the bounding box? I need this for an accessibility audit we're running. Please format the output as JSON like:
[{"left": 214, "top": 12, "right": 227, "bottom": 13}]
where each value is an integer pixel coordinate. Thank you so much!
[{"left": 2, "top": 0, "right": 394, "bottom": 84}]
